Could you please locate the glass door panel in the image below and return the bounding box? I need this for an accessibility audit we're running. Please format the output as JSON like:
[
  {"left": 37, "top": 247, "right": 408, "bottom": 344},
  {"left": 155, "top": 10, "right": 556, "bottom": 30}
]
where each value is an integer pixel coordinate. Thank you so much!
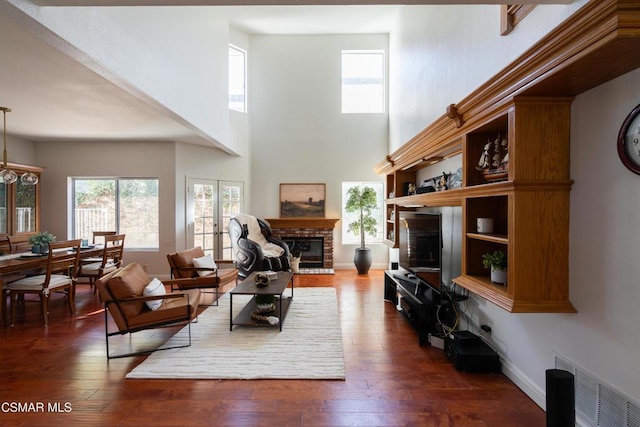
[
  {"left": 15, "top": 180, "right": 36, "bottom": 233},
  {"left": 187, "top": 179, "right": 243, "bottom": 260},
  {"left": 219, "top": 181, "right": 243, "bottom": 260},
  {"left": 0, "top": 183, "right": 6, "bottom": 234}
]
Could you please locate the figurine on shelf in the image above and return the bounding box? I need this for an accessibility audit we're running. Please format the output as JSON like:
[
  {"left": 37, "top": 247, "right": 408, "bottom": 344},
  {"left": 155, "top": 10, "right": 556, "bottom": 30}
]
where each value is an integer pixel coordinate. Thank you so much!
[
  {"left": 476, "top": 139, "right": 492, "bottom": 171},
  {"left": 433, "top": 172, "right": 449, "bottom": 191},
  {"left": 481, "top": 133, "right": 509, "bottom": 183},
  {"left": 408, "top": 183, "right": 416, "bottom": 195},
  {"left": 491, "top": 134, "right": 503, "bottom": 168},
  {"left": 500, "top": 134, "right": 509, "bottom": 165}
]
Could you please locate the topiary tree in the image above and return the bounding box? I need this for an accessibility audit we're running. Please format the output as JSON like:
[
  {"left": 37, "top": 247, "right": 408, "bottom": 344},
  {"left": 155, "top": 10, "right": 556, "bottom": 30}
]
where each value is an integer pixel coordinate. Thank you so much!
[{"left": 345, "top": 186, "right": 378, "bottom": 250}]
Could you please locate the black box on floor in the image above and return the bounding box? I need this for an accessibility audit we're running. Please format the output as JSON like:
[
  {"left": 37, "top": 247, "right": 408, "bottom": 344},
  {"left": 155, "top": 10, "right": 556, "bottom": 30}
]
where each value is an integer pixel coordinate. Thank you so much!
[
  {"left": 451, "top": 330, "right": 481, "bottom": 347},
  {"left": 444, "top": 335, "right": 501, "bottom": 373}
]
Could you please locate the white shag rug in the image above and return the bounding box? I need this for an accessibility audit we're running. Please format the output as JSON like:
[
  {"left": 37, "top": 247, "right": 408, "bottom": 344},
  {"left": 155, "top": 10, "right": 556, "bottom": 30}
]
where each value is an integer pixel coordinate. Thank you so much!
[{"left": 126, "top": 287, "right": 345, "bottom": 380}]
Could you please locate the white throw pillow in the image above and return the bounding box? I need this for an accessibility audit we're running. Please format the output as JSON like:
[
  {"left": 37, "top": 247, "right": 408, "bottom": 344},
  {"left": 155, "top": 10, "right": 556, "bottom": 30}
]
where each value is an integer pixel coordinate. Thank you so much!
[
  {"left": 193, "top": 254, "right": 217, "bottom": 277},
  {"left": 143, "top": 277, "right": 166, "bottom": 311}
]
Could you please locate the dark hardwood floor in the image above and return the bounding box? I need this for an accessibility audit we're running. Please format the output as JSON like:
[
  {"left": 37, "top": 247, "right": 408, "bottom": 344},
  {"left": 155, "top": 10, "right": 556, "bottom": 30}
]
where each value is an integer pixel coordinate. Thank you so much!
[{"left": 0, "top": 270, "right": 545, "bottom": 426}]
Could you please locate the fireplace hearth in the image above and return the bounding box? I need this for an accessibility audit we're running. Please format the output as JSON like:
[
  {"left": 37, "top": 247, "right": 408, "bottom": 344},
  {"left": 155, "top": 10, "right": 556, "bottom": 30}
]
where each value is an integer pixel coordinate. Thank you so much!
[
  {"left": 283, "top": 237, "right": 324, "bottom": 268},
  {"left": 266, "top": 218, "right": 339, "bottom": 269}
]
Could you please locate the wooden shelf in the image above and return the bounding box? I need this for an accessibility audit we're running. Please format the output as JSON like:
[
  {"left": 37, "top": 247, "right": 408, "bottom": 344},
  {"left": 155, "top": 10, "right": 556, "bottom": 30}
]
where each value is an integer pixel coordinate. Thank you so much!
[
  {"left": 372, "top": 0, "right": 640, "bottom": 312},
  {"left": 466, "top": 233, "right": 508, "bottom": 244}
]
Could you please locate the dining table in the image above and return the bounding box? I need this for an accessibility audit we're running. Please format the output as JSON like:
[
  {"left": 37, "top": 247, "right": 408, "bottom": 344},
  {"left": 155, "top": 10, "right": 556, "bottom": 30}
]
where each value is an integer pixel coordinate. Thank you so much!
[{"left": 0, "top": 245, "right": 104, "bottom": 325}]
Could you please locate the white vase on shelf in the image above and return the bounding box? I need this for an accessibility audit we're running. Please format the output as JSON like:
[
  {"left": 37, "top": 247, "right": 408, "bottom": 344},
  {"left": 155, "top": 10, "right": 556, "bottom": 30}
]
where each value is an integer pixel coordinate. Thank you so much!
[{"left": 490, "top": 266, "right": 507, "bottom": 285}]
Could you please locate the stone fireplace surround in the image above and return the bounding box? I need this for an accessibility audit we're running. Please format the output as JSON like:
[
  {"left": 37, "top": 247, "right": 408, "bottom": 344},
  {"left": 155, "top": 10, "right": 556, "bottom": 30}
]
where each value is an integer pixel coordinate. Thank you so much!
[{"left": 265, "top": 218, "right": 339, "bottom": 269}]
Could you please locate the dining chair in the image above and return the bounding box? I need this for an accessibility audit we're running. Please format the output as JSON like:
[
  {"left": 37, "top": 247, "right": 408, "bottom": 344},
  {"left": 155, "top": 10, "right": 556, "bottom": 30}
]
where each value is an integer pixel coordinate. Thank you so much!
[
  {"left": 77, "top": 234, "right": 125, "bottom": 293},
  {"left": 6, "top": 239, "right": 82, "bottom": 326},
  {"left": 92, "top": 231, "right": 117, "bottom": 245},
  {"left": 7, "top": 234, "right": 32, "bottom": 254}
]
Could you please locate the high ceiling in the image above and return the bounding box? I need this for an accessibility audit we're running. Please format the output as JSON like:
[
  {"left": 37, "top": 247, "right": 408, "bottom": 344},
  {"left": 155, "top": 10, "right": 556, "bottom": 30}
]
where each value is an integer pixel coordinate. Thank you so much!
[{"left": 0, "top": 1, "right": 571, "bottom": 151}]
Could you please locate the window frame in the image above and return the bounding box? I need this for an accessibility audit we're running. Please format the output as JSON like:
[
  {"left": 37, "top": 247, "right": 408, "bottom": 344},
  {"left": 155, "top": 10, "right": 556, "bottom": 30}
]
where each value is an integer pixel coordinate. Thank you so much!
[
  {"left": 341, "top": 181, "right": 385, "bottom": 245},
  {"left": 341, "top": 49, "right": 386, "bottom": 114},
  {"left": 71, "top": 177, "right": 159, "bottom": 250},
  {"left": 229, "top": 44, "right": 247, "bottom": 113}
]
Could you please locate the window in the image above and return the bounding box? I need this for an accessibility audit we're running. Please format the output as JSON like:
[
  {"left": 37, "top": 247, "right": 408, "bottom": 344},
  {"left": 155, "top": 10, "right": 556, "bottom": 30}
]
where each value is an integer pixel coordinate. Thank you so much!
[
  {"left": 341, "top": 50, "right": 385, "bottom": 114},
  {"left": 341, "top": 182, "right": 384, "bottom": 245},
  {"left": 72, "top": 178, "right": 159, "bottom": 249},
  {"left": 229, "top": 45, "right": 246, "bottom": 113}
]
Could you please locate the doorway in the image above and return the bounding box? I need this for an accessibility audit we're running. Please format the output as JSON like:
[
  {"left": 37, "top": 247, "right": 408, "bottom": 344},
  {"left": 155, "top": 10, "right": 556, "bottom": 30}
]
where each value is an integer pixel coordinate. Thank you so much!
[{"left": 186, "top": 179, "right": 243, "bottom": 260}]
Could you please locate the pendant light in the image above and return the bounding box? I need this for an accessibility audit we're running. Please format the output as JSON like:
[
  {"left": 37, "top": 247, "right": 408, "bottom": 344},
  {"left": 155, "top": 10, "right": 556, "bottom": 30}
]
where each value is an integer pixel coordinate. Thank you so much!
[
  {"left": 0, "top": 106, "right": 39, "bottom": 186},
  {"left": 0, "top": 107, "right": 18, "bottom": 185}
]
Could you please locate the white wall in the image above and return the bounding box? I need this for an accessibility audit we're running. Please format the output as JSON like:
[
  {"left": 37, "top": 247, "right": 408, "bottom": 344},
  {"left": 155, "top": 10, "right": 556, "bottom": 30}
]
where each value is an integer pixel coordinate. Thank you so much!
[
  {"left": 389, "top": 2, "right": 586, "bottom": 152},
  {"left": 389, "top": 1, "right": 640, "bottom": 408},
  {"left": 6, "top": 134, "right": 37, "bottom": 166},
  {"left": 13, "top": 1, "right": 235, "bottom": 153},
  {"left": 249, "top": 34, "right": 389, "bottom": 269}
]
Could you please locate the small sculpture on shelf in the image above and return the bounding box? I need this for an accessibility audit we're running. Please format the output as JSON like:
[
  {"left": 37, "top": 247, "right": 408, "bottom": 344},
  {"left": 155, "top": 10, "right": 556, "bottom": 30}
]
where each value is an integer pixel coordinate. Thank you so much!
[
  {"left": 407, "top": 183, "right": 416, "bottom": 195},
  {"left": 476, "top": 133, "right": 509, "bottom": 182},
  {"left": 432, "top": 172, "right": 450, "bottom": 191}
]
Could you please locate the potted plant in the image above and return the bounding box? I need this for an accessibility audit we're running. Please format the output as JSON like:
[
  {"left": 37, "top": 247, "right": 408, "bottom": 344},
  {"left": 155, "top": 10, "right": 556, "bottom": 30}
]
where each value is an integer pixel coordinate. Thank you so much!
[
  {"left": 28, "top": 231, "right": 56, "bottom": 254},
  {"left": 482, "top": 250, "right": 507, "bottom": 284},
  {"left": 345, "top": 185, "right": 378, "bottom": 274}
]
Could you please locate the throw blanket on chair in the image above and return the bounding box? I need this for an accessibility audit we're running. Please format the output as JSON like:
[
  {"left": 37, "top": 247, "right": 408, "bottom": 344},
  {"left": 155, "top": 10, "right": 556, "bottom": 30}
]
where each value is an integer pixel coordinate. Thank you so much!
[{"left": 233, "top": 214, "right": 285, "bottom": 258}]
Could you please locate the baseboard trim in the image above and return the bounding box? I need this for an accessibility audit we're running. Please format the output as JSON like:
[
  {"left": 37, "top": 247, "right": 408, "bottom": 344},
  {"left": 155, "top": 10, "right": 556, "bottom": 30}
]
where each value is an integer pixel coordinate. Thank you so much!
[{"left": 499, "top": 358, "right": 546, "bottom": 410}]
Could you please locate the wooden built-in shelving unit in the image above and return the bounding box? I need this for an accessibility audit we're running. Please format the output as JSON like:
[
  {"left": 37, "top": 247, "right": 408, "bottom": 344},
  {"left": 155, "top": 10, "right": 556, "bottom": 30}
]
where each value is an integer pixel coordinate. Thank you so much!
[{"left": 376, "top": 0, "right": 640, "bottom": 313}]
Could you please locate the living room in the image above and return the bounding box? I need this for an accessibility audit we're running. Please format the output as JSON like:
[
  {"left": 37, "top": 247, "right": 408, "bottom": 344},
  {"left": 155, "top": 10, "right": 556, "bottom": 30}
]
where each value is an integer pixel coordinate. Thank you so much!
[{"left": 1, "top": 0, "right": 639, "bottom": 425}]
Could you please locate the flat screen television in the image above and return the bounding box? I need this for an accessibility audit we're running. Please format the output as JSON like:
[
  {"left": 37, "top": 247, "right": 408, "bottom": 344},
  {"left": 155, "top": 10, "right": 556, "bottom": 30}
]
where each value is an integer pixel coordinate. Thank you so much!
[{"left": 398, "top": 211, "right": 442, "bottom": 294}]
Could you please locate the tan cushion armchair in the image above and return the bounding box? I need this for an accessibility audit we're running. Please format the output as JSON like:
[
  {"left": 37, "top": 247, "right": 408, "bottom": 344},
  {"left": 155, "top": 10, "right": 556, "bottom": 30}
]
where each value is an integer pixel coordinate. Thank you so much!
[
  {"left": 95, "top": 262, "right": 201, "bottom": 359},
  {"left": 166, "top": 246, "right": 238, "bottom": 306}
]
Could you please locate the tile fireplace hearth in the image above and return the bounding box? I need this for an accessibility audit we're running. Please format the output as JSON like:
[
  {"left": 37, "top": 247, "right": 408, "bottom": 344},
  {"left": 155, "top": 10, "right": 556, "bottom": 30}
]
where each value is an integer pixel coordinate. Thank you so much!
[{"left": 265, "top": 218, "right": 339, "bottom": 269}]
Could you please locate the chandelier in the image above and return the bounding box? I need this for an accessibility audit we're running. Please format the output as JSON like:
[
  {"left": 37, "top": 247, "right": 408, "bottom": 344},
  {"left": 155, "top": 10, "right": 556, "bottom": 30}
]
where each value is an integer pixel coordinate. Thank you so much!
[{"left": 0, "top": 106, "right": 38, "bottom": 186}]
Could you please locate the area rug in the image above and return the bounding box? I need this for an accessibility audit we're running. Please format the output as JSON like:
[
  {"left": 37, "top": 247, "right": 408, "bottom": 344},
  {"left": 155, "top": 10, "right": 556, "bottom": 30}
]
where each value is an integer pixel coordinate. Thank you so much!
[{"left": 126, "top": 287, "right": 345, "bottom": 380}]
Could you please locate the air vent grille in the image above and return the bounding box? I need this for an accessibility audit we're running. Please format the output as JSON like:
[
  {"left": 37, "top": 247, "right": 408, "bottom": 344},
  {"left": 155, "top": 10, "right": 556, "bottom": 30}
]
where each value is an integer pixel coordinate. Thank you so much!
[{"left": 554, "top": 355, "right": 640, "bottom": 427}]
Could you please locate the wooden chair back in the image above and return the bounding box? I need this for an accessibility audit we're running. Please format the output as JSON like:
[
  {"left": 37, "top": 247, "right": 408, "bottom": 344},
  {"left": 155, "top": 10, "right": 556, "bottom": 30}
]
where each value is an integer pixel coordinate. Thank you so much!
[
  {"left": 43, "top": 240, "right": 82, "bottom": 288},
  {"left": 92, "top": 231, "right": 117, "bottom": 245},
  {"left": 7, "top": 235, "right": 32, "bottom": 254},
  {"left": 102, "top": 234, "right": 126, "bottom": 269}
]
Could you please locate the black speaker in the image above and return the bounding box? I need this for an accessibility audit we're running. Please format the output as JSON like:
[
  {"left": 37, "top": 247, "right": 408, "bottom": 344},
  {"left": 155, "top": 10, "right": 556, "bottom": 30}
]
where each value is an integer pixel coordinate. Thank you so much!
[
  {"left": 546, "top": 369, "right": 575, "bottom": 427},
  {"left": 391, "top": 262, "right": 399, "bottom": 270}
]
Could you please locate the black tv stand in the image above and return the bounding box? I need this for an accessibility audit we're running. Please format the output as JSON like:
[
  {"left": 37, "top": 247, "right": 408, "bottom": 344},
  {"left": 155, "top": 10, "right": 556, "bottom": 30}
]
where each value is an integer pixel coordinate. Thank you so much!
[{"left": 384, "top": 270, "right": 444, "bottom": 346}]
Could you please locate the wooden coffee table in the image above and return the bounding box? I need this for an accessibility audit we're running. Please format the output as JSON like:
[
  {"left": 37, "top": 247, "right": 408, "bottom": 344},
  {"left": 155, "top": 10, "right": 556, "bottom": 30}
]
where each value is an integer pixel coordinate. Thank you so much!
[{"left": 229, "top": 271, "right": 294, "bottom": 332}]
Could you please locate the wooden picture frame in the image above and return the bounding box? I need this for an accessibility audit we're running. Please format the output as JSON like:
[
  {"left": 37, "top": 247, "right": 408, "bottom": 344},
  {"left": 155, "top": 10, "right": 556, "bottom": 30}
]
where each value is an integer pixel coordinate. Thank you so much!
[{"left": 279, "top": 183, "right": 326, "bottom": 218}]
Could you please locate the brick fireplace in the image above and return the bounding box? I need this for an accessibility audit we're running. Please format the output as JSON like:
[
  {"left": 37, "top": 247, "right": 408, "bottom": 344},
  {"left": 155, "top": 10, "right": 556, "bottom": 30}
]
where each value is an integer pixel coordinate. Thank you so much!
[{"left": 265, "top": 218, "right": 339, "bottom": 269}]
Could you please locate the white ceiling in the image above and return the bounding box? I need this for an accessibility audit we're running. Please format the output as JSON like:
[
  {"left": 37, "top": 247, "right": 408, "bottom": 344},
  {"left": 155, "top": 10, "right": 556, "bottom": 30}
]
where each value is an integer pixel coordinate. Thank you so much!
[{"left": 0, "top": 1, "right": 571, "bottom": 150}]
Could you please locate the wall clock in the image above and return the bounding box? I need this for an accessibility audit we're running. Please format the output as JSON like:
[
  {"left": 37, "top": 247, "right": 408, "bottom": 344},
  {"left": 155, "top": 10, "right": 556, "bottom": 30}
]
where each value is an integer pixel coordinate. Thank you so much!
[{"left": 618, "top": 103, "right": 640, "bottom": 175}]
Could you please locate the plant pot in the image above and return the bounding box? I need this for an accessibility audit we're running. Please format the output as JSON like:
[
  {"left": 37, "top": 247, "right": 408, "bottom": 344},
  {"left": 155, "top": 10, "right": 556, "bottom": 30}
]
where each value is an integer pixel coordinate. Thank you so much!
[
  {"left": 354, "top": 248, "right": 372, "bottom": 274},
  {"left": 490, "top": 266, "right": 507, "bottom": 284},
  {"left": 290, "top": 257, "right": 300, "bottom": 274},
  {"left": 31, "top": 245, "right": 40, "bottom": 254}
]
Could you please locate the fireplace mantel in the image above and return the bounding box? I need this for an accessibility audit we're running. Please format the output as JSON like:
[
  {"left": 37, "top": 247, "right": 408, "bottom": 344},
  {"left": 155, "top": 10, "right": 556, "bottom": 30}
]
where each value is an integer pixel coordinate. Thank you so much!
[{"left": 265, "top": 218, "right": 339, "bottom": 229}]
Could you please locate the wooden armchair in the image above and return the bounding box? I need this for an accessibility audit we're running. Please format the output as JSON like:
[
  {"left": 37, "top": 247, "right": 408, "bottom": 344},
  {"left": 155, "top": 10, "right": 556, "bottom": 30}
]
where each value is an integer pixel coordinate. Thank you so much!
[
  {"left": 166, "top": 246, "right": 238, "bottom": 306},
  {"left": 95, "top": 262, "right": 201, "bottom": 359}
]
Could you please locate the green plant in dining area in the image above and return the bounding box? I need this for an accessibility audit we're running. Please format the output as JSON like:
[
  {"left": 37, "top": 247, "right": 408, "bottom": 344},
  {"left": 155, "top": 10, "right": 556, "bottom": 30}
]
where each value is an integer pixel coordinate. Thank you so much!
[{"left": 28, "top": 231, "right": 56, "bottom": 253}]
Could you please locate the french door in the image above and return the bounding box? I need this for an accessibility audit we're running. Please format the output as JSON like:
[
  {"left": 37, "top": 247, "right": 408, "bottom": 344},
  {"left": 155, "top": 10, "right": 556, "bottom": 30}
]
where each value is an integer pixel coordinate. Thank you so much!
[{"left": 186, "top": 179, "right": 243, "bottom": 260}]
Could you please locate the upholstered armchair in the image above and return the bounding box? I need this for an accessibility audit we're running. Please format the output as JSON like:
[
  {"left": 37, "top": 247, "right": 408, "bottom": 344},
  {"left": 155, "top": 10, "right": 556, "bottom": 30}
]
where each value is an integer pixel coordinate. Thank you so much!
[
  {"left": 166, "top": 246, "right": 238, "bottom": 306},
  {"left": 228, "top": 214, "right": 291, "bottom": 277},
  {"left": 95, "top": 262, "right": 201, "bottom": 359}
]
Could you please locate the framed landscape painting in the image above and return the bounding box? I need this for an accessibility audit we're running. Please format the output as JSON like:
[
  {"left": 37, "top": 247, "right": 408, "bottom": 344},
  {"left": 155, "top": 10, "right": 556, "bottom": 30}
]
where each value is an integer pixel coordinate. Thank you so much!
[{"left": 280, "top": 183, "right": 325, "bottom": 218}]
